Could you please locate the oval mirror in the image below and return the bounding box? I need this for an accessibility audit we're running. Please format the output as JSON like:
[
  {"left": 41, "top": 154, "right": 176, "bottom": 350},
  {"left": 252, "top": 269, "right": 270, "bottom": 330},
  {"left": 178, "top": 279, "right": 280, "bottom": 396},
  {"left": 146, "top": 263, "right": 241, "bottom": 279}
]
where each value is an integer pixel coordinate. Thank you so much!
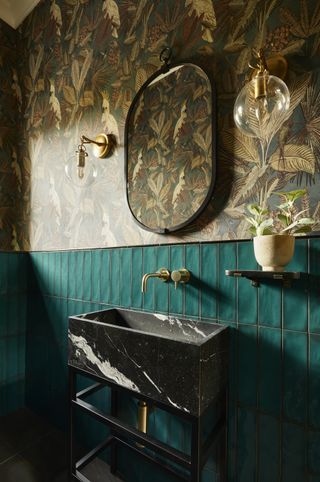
[{"left": 125, "top": 57, "right": 215, "bottom": 233}]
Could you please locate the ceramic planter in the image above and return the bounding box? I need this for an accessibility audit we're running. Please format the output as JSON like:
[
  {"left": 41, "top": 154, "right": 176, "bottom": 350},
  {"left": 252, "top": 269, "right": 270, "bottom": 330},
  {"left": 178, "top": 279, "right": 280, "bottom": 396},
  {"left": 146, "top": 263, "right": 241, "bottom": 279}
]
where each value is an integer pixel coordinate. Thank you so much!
[{"left": 253, "top": 234, "right": 295, "bottom": 272}]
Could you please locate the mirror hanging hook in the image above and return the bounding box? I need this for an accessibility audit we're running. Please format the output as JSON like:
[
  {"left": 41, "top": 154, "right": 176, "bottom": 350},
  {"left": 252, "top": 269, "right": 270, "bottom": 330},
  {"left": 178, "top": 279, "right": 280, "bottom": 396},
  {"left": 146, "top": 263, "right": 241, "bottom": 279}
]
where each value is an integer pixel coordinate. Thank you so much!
[{"left": 159, "top": 47, "right": 172, "bottom": 66}]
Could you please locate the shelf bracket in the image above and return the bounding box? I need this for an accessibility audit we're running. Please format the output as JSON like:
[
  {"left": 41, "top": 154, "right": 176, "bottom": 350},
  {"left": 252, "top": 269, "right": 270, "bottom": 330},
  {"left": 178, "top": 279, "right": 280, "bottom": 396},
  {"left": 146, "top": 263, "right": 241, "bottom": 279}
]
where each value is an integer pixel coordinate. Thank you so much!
[{"left": 225, "top": 270, "right": 301, "bottom": 288}]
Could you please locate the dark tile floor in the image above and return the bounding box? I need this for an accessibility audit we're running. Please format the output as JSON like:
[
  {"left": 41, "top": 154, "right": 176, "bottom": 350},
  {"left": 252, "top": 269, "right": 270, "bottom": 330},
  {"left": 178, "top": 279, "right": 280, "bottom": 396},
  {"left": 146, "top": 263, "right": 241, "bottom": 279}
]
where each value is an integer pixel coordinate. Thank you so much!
[{"left": 0, "top": 409, "right": 122, "bottom": 482}]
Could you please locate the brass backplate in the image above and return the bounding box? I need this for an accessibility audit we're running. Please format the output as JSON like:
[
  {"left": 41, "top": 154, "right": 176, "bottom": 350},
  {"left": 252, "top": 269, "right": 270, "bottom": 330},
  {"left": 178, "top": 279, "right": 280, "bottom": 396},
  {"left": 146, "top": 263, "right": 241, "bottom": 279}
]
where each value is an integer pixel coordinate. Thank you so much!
[
  {"left": 92, "top": 133, "right": 111, "bottom": 158},
  {"left": 251, "top": 54, "right": 288, "bottom": 81}
]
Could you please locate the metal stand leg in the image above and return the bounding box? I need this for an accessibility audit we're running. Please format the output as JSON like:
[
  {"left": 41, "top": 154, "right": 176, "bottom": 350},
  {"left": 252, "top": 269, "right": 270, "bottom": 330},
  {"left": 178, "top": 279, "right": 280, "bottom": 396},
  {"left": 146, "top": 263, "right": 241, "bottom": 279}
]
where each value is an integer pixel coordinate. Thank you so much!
[
  {"left": 69, "top": 368, "right": 76, "bottom": 480},
  {"left": 110, "top": 388, "right": 118, "bottom": 475},
  {"left": 191, "top": 416, "right": 201, "bottom": 482}
]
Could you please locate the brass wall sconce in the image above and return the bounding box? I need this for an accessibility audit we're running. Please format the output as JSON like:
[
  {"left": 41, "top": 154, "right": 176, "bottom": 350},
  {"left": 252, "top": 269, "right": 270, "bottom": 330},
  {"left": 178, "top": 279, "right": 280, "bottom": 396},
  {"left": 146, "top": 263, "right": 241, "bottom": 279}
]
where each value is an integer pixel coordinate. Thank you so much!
[
  {"left": 65, "top": 133, "right": 113, "bottom": 187},
  {"left": 233, "top": 48, "right": 290, "bottom": 166}
]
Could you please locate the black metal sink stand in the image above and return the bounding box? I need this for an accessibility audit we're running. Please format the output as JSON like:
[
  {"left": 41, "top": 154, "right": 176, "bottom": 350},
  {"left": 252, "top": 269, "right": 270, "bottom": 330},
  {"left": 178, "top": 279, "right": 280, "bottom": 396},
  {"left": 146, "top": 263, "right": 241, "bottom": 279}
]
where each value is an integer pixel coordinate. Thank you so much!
[{"left": 69, "top": 366, "right": 227, "bottom": 482}]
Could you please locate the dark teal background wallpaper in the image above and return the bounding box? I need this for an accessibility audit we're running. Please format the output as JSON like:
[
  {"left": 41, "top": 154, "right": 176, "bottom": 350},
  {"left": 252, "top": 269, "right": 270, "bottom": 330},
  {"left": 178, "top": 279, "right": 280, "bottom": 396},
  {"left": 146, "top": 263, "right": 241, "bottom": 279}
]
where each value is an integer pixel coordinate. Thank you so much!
[{"left": 1, "top": 238, "right": 320, "bottom": 481}]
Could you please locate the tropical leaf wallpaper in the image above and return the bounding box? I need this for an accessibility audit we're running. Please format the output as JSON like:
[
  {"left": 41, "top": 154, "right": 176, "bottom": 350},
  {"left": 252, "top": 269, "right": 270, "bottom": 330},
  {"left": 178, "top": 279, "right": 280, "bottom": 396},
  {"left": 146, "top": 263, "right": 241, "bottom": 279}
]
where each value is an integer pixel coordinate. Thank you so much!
[
  {"left": 127, "top": 63, "right": 212, "bottom": 232},
  {"left": 0, "top": 0, "right": 319, "bottom": 250},
  {"left": 0, "top": 22, "right": 20, "bottom": 250}
]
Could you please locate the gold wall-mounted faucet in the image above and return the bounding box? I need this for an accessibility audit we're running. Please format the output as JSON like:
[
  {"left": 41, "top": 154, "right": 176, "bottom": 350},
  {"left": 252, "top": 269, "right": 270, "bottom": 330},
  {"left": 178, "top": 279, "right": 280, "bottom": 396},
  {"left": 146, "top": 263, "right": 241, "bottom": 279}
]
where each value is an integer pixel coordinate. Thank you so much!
[
  {"left": 171, "top": 268, "right": 191, "bottom": 289},
  {"left": 141, "top": 268, "right": 170, "bottom": 293}
]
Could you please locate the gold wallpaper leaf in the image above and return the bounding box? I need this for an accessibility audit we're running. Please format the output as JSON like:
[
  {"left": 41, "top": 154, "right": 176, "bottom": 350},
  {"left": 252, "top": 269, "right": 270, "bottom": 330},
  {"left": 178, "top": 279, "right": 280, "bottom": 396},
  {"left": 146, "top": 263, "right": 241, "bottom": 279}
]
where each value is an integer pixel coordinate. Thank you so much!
[
  {"left": 232, "top": 164, "right": 269, "bottom": 206},
  {"left": 135, "top": 68, "right": 148, "bottom": 91},
  {"left": 269, "top": 144, "right": 316, "bottom": 174},
  {"left": 71, "top": 59, "right": 80, "bottom": 90},
  {"left": 23, "top": 76, "right": 33, "bottom": 91},
  {"left": 222, "top": 129, "right": 259, "bottom": 164},
  {"left": 80, "top": 90, "right": 94, "bottom": 107},
  {"left": 236, "top": 46, "right": 251, "bottom": 74},
  {"left": 63, "top": 85, "right": 77, "bottom": 105},
  {"left": 280, "top": 38, "right": 305, "bottom": 56},
  {"left": 285, "top": 73, "right": 311, "bottom": 120},
  {"left": 29, "top": 46, "right": 44, "bottom": 81}
]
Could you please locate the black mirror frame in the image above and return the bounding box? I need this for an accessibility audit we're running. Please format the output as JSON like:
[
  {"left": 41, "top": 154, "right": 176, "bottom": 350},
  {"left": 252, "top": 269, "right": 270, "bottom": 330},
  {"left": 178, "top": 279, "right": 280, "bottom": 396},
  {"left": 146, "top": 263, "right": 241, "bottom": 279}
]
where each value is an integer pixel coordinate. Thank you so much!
[{"left": 124, "top": 58, "right": 216, "bottom": 234}]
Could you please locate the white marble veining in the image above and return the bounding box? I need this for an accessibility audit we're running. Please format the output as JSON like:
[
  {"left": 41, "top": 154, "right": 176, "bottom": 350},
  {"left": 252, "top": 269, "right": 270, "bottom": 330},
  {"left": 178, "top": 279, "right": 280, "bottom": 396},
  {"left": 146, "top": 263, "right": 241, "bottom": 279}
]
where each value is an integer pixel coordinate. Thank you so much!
[
  {"left": 166, "top": 396, "right": 190, "bottom": 413},
  {"left": 69, "top": 333, "right": 140, "bottom": 392}
]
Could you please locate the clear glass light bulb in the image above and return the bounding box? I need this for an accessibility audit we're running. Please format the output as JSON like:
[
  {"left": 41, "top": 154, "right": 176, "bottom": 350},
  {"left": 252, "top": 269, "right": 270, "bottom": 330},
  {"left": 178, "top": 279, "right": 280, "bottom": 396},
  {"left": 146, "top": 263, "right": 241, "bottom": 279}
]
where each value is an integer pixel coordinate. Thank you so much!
[
  {"left": 64, "top": 154, "right": 98, "bottom": 188},
  {"left": 233, "top": 74, "right": 290, "bottom": 142}
]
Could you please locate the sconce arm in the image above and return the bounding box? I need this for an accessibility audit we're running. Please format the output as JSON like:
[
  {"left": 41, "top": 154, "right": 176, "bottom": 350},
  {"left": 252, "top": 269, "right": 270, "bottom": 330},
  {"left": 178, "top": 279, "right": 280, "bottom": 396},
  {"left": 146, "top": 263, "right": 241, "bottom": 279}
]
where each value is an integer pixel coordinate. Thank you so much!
[{"left": 80, "top": 135, "right": 106, "bottom": 147}]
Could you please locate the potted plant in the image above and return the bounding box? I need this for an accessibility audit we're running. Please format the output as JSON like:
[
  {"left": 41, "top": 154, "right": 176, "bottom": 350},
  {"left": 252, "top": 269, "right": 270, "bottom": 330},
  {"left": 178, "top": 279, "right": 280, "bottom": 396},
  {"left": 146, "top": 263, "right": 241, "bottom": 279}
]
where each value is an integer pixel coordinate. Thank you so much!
[{"left": 245, "top": 189, "right": 315, "bottom": 271}]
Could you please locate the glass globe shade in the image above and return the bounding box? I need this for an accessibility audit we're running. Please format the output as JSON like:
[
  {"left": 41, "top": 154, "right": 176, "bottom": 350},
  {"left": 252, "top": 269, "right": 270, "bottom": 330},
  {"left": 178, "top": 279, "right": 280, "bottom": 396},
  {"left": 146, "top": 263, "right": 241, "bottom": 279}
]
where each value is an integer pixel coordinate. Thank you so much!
[
  {"left": 233, "top": 74, "right": 290, "bottom": 141},
  {"left": 64, "top": 155, "right": 98, "bottom": 188}
]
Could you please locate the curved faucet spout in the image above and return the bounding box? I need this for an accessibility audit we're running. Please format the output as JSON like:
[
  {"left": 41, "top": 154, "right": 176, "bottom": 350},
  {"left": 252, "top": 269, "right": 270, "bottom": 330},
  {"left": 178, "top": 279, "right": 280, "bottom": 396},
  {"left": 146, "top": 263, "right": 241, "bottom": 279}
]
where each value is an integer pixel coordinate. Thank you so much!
[{"left": 141, "top": 268, "right": 170, "bottom": 293}]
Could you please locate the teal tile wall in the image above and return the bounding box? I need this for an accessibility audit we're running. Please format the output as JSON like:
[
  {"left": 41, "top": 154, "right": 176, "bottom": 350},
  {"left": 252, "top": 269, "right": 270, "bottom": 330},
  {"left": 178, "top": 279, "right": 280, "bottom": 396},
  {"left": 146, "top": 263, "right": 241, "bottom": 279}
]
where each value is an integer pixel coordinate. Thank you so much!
[
  {"left": 3, "top": 237, "right": 319, "bottom": 481},
  {"left": 0, "top": 252, "right": 28, "bottom": 416}
]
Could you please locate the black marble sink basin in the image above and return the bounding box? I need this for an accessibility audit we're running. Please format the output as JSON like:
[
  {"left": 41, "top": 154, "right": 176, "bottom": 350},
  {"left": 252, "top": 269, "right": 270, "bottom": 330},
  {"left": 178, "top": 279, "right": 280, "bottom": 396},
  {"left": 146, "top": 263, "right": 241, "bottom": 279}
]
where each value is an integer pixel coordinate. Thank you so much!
[{"left": 68, "top": 308, "right": 228, "bottom": 416}]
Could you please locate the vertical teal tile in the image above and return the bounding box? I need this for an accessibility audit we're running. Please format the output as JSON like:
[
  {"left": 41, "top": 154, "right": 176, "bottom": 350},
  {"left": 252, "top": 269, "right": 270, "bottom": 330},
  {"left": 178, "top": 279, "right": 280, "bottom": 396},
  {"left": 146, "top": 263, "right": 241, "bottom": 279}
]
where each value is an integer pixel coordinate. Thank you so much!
[
  {"left": 142, "top": 246, "right": 156, "bottom": 312},
  {"left": 283, "top": 239, "right": 308, "bottom": 331},
  {"left": 309, "top": 431, "right": 320, "bottom": 475},
  {"left": 310, "top": 334, "right": 320, "bottom": 429},
  {"left": 75, "top": 250, "right": 84, "bottom": 300},
  {"left": 82, "top": 250, "right": 92, "bottom": 301},
  {"left": 0, "top": 252, "right": 8, "bottom": 294},
  {"left": 54, "top": 251, "right": 61, "bottom": 297},
  {"left": 258, "top": 327, "right": 281, "bottom": 416},
  {"left": 284, "top": 331, "right": 307, "bottom": 423},
  {"left": 7, "top": 252, "right": 18, "bottom": 294},
  {"left": 259, "top": 281, "right": 281, "bottom": 327},
  {"left": 237, "top": 408, "right": 256, "bottom": 482},
  {"left": 18, "top": 253, "right": 26, "bottom": 293},
  {"left": 0, "top": 296, "right": 7, "bottom": 336},
  {"left": 0, "top": 339, "right": 7, "bottom": 413},
  {"left": 48, "top": 252, "right": 55, "bottom": 296},
  {"left": 258, "top": 414, "right": 280, "bottom": 482},
  {"left": 202, "top": 467, "right": 217, "bottom": 482},
  {"left": 238, "top": 242, "right": 257, "bottom": 324},
  {"left": 6, "top": 336, "right": 18, "bottom": 381},
  {"left": 91, "top": 249, "right": 101, "bottom": 302},
  {"left": 169, "top": 245, "right": 184, "bottom": 315},
  {"left": 131, "top": 248, "right": 143, "bottom": 310},
  {"left": 185, "top": 244, "right": 200, "bottom": 318},
  {"left": 310, "top": 238, "right": 320, "bottom": 333},
  {"left": 218, "top": 243, "right": 236, "bottom": 322},
  {"left": 120, "top": 248, "right": 132, "bottom": 308},
  {"left": 7, "top": 296, "right": 19, "bottom": 336},
  {"left": 68, "top": 251, "right": 77, "bottom": 299},
  {"left": 60, "top": 251, "right": 68, "bottom": 298},
  {"left": 110, "top": 249, "right": 120, "bottom": 306},
  {"left": 200, "top": 244, "right": 217, "bottom": 319},
  {"left": 155, "top": 246, "right": 169, "bottom": 313},
  {"left": 282, "top": 423, "right": 306, "bottom": 482},
  {"left": 238, "top": 325, "right": 257, "bottom": 407},
  {"left": 100, "top": 249, "right": 111, "bottom": 304},
  {"left": 44, "top": 253, "right": 50, "bottom": 295}
]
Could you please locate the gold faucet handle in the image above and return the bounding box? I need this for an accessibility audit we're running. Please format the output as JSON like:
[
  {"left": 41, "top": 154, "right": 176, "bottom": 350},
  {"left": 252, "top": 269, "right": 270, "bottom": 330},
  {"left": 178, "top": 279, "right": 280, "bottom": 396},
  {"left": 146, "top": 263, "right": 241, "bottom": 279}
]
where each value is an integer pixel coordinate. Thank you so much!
[{"left": 171, "top": 268, "right": 191, "bottom": 289}]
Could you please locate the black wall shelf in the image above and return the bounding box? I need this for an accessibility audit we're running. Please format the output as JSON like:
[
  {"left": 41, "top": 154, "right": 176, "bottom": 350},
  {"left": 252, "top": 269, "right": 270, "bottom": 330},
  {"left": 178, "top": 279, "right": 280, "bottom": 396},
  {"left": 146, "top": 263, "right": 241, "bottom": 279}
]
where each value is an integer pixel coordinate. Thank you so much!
[{"left": 225, "top": 270, "right": 301, "bottom": 288}]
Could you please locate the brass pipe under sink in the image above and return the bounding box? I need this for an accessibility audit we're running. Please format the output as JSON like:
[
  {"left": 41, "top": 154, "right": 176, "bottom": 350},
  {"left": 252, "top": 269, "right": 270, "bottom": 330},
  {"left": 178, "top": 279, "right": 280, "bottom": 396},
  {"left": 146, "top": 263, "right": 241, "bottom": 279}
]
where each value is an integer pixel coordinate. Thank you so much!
[{"left": 136, "top": 400, "right": 148, "bottom": 448}]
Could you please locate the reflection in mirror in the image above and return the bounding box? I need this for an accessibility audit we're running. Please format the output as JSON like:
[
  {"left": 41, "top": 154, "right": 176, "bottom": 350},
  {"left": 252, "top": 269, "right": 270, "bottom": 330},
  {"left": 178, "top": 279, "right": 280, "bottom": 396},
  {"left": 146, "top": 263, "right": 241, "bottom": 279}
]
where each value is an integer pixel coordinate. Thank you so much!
[{"left": 126, "top": 62, "right": 215, "bottom": 233}]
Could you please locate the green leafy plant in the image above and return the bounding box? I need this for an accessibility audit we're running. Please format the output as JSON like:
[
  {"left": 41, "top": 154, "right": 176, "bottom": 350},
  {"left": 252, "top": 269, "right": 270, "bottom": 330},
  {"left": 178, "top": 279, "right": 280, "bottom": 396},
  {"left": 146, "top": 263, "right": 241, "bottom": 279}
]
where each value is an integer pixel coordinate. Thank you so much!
[{"left": 245, "top": 189, "right": 315, "bottom": 236}]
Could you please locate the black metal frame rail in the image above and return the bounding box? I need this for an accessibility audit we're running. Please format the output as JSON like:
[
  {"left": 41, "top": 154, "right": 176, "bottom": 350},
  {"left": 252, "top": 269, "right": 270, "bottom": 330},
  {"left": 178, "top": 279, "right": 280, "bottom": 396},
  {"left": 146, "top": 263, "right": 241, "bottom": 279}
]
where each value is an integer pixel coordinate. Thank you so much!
[{"left": 69, "top": 366, "right": 227, "bottom": 482}]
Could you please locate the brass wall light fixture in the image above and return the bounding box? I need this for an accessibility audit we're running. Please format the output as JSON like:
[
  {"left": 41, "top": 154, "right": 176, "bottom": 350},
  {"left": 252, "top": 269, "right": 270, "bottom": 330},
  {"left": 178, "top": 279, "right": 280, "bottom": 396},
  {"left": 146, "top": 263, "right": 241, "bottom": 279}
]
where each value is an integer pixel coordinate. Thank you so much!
[
  {"left": 233, "top": 48, "right": 290, "bottom": 166},
  {"left": 65, "top": 133, "right": 113, "bottom": 187}
]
